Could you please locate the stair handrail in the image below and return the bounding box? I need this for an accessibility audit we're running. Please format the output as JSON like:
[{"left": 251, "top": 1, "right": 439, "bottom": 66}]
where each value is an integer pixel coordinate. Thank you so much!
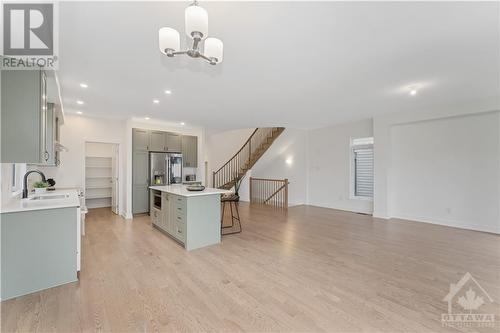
[
  {"left": 213, "top": 127, "right": 280, "bottom": 189},
  {"left": 214, "top": 128, "right": 258, "bottom": 174}
]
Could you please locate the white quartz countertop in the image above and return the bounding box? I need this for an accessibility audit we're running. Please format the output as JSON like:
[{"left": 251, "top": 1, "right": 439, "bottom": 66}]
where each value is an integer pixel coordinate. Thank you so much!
[
  {"left": 150, "top": 184, "right": 231, "bottom": 197},
  {"left": 0, "top": 189, "right": 81, "bottom": 214}
]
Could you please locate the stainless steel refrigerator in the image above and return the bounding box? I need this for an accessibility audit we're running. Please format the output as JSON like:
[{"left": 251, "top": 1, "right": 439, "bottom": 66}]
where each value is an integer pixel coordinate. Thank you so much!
[{"left": 150, "top": 152, "right": 183, "bottom": 186}]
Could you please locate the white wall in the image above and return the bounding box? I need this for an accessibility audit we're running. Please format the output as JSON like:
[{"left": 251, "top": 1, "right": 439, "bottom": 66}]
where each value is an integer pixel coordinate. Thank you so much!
[
  {"left": 205, "top": 128, "right": 255, "bottom": 187},
  {"left": 205, "top": 111, "right": 499, "bottom": 234},
  {"left": 251, "top": 128, "right": 308, "bottom": 206},
  {"left": 0, "top": 163, "right": 26, "bottom": 205},
  {"left": 206, "top": 128, "right": 308, "bottom": 206},
  {"left": 205, "top": 128, "right": 255, "bottom": 201},
  {"left": 31, "top": 115, "right": 128, "bottom": 216},
  {"left": 373, "top": 100, "right": 500, "bottom": 219},
  {"left": 389, "top": 112, "right": 499, "bottom": 233},
  {"left": 307, "top": 119, "right": 373, "bottom": 214}
]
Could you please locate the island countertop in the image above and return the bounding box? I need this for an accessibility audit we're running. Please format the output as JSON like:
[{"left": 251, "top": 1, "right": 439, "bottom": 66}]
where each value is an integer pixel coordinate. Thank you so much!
[{"left": 149, "top": 184, "right": 230, "bottom": 197}]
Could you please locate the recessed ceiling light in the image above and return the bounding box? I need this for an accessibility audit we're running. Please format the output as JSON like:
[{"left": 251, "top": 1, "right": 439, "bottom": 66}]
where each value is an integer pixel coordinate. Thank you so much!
[
  {"left": 153, "top": 99, "right": 160, "bottom": 104},
  {"left": 145, "top": 117, "right": 150, "bottom": 120},
  {"left": 180, "top": 122, "right": 185, "bottom": 126},
  {"left": 76, "top": 111, "right": 83, "bottom": 115},
  {"left": 76, "top": 100, "right": 84, "bottom": 105},
  {"left": 79, "top": 83, "right": 88, "bottom": 88},
  {"left": 165, "top": 90, "right": 172, "bottom": 95}
]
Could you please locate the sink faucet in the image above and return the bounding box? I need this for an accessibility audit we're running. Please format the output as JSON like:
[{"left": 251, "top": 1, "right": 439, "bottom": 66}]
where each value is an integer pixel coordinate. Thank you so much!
[{"left": 22, "top": 170, "right": 47, "bottom": 199}]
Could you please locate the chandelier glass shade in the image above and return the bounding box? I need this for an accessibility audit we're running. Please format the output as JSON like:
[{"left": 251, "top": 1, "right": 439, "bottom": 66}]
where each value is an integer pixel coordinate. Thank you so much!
[{"left": 159, "top": 1, "right": 223, "bottom": 65}]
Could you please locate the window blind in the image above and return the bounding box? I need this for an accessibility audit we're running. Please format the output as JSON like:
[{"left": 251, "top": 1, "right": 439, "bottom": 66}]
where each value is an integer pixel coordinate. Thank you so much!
[{"left": 354, "top": 147, "right": 374, "bottom": 198}]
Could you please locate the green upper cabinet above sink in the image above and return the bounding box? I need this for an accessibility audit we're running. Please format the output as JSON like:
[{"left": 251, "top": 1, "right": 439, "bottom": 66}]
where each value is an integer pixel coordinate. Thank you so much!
[{"left": 1, "top": 69, "right": 63, "bottom": 164}]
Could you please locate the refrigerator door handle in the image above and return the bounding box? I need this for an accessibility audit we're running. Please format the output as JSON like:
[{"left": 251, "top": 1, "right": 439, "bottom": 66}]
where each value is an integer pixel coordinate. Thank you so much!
[{"left": 166, "top": 155, "right": 171, "bottom": 185}]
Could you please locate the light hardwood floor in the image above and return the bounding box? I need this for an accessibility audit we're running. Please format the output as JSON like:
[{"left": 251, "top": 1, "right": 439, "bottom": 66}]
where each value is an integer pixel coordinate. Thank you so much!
[{"left": 2, "top": 204, "right": 499, "bottom": 332}]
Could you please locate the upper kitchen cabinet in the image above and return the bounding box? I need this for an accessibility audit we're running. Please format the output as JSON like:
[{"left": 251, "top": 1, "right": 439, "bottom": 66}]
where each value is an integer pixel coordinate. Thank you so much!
[
  {"left": 132, "top": 128, "right": 150, "bottom": 151},
  {"left": 1, "top": 69, "right": 64, "bottom": 164},
  {"left": 165, "top": 133, "right": 181, "bottom": 152},
  {"left": 149, "top": 131, "right": 166, "bottom": 152},
  {"left": 181, "top": 135, "right": 198, "bottom": 167}
]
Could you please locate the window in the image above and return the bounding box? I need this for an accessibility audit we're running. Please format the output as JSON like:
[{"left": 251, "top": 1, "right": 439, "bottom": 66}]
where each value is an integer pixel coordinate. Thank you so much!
[
  {"left": 10, "top": 163, "right": 22, "bottom": 193},
  {"left": 351, "top": 137, "right": 374, "bottom": 199}
]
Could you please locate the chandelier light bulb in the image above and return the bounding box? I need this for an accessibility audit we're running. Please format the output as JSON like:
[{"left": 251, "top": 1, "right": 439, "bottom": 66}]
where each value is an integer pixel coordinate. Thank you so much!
[
  {"left": 159, "top": 27, "right": 180, "bottom": 54},
  {"left": 204, "top": 37, "right": 223, "bottom": 64},
  {"left": 185, "top": 4, "right": 208, "bottom": 39}
]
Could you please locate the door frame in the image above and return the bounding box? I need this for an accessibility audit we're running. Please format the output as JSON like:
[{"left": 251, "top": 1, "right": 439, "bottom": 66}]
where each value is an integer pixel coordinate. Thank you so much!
[{"left": 83, "top": 140, "right": 121, "bottom": 214}]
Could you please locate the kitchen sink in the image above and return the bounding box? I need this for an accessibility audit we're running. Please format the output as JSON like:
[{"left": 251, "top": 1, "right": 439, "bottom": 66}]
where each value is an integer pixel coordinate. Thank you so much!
[{"left": 28, "top": 194, "right": 70, "bottom": 201}]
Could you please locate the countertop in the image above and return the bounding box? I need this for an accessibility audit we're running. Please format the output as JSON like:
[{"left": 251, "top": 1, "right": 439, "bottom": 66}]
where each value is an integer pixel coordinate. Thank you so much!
[
  {"left": 0, "top": 189, "right": 81, "bottom": 214},
  {"left": 150, "top": 184, "right": 231, "bottom": 197}
]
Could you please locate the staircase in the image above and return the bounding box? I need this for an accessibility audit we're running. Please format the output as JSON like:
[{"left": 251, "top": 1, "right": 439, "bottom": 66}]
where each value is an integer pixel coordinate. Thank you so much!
[{"left": 213, "top": 127, "right": 285, "bottom": 190}]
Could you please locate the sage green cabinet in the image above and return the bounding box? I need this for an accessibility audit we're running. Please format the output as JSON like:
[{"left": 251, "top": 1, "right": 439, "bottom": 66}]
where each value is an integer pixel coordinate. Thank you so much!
[
  {"left": 1, "top": 207, "right": 77, "bottom": 300},
  {"left": 133, "top": 128, "right": 150, "bottom": 151},
  {"left": 43, "top": 103, "right": 56, "bottom": 165},
  {"left": 1, "top": 70, "right": 45, "bottom": 163},
  {"left": 132, "top": 128, "right": 150, "bottom": 214},
  {"left": 153, "top": 191, "right": 186, "bottom": 244},
  {"left": 165, "top": 133, "right": 181, "bottom": 152},
  {"left": 132, "top": 150, "right": 149, "bottom": 214},
  {"left": 133, "top": 129, "right": 196, "bottom": 214},
  {"left": 149, "top": 190, "right": 222, "bottom": 250},
  {"left": 150, "top": 131, "right": 166, "bottom": 151},
  {"left": 1, "top": 70, "right": 64, "bottom": 165},
  {"left": 181, "top": 135, "right": 198, "bottom": 167}
]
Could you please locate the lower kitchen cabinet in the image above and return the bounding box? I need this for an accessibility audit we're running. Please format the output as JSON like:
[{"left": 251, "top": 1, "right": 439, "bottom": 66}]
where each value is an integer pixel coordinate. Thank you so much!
[
  {"left": 1, "top": 207, "right": 79, "bottom": 300},
  {"left": 150, "top": 191, "right": 187, "bottom": 245},
  {"left": 149, "top": 187, "right": 223, "bottom": 250}
]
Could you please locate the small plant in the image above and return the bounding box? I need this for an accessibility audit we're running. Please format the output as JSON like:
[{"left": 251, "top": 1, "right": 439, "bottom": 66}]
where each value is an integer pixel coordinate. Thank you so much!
[{"left": 33, "top": 181, "right": 49, "bottom": 189}]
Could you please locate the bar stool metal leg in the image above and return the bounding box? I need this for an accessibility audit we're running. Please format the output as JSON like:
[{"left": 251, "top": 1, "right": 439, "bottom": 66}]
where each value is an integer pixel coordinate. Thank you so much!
[{"left": 221, "top": 201, "right": 242, "bottom": 235}]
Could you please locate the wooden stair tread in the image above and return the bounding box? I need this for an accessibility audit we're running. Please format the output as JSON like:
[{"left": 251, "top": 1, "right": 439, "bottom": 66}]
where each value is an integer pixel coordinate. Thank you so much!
[{"left": 214, "top": 127, "right": 285, "bottom": 190}]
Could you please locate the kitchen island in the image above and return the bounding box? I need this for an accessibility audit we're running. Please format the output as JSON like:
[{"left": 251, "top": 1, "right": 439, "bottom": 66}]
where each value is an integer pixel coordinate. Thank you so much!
[{"left": 149, "top": 185, "right": 230, "bottom": 250}]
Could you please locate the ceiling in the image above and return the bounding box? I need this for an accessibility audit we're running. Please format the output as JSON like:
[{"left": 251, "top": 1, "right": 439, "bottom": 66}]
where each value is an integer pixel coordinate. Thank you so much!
[{"left": 58, "top": 1, "right": 500, "bottom": 130}]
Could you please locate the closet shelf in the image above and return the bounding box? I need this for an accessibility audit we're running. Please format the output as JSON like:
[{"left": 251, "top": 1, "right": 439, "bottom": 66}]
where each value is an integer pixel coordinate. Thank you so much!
[{"left": 86, "top": 195, "right": 112, "bottom": 199}]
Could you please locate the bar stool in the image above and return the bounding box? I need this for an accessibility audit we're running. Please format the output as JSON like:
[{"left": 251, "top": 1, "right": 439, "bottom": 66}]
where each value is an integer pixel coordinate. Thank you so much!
[{"left": 221, "top": 193, "right": 241, "bottom": 235}]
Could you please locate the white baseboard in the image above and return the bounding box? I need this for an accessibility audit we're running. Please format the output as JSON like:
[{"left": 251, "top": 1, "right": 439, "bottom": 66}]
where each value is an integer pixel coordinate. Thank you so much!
[
  {"left": 391, "top": 213, "right": 500, "bottom": 234},
  {"left": 307, "top": 201, "right": 373, "bottom": 215},
  {"left": 121, "top": 211, "right": 133, "bottom": 219},
  {"left": 372, "top": 212, "right": 390, "bottom": 219}
]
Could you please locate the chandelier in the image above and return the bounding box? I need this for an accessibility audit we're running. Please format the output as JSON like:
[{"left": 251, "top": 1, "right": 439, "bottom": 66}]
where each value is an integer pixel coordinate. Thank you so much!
[{"left": 158, "top": 1, "right": 223, "bottom": 65}]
